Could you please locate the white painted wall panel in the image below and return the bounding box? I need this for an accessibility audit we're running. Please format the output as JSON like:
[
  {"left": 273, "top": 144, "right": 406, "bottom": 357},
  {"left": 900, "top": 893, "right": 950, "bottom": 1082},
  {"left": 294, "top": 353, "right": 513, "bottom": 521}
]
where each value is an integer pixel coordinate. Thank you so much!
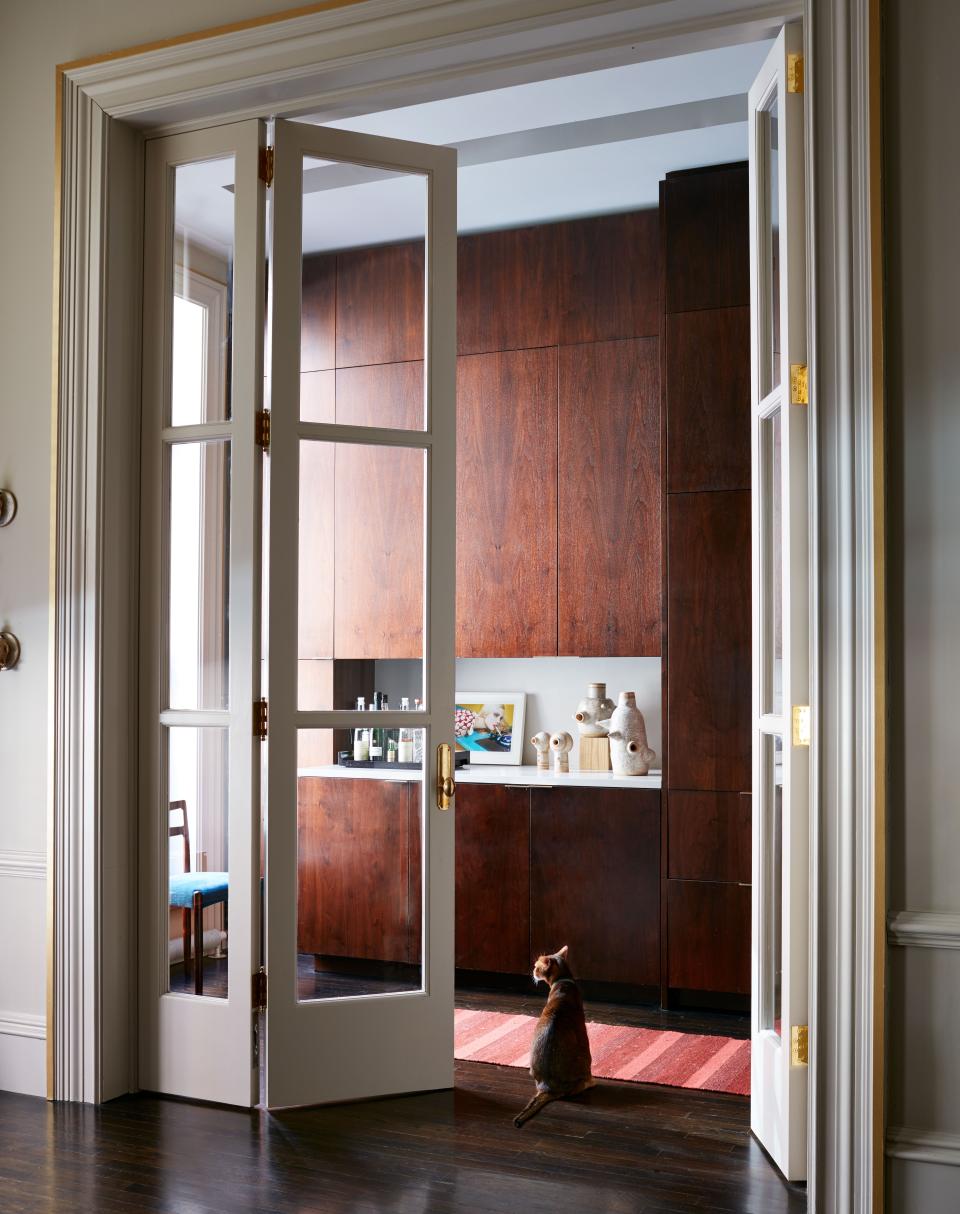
[{"left": 0, "top": 0, "right": 300, "bottom": 1101}]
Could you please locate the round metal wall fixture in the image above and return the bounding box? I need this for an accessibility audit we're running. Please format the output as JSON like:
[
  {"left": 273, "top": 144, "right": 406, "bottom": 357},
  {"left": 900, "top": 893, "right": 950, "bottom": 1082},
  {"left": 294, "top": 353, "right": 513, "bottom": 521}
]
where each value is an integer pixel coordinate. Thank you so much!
[
  {"left": 0, "top": 489, "right": 17, "bottom": 527},
  {"left": 0, "top": 632, "right": 21, "bottom": 671}
]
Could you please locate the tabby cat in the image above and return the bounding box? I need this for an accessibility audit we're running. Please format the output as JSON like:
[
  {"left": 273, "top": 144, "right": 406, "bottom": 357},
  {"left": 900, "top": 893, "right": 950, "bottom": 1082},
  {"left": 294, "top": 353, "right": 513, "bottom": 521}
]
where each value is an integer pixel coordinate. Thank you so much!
[{"left": 514, "top": 945, "right": 595, "bottom": 1128}]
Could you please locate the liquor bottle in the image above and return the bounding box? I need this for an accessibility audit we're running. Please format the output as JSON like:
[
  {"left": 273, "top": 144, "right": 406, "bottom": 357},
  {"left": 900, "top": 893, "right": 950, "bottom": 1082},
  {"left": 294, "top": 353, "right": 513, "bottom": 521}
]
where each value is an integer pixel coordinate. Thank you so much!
[
  {"left": 413, "top": 697, "right": 424, "bottom": 764},
  {"left": 387, "top": 736, "right": 398, "bottom": 762},
  {"left": 352, "top": 697, "right": 368, "bottom": 761},
  {"left": 398, "top": 727, "right": 414, "bottom": 764},
  {"left": 369, "top": 692, "right": 383, "bottom": 760}
]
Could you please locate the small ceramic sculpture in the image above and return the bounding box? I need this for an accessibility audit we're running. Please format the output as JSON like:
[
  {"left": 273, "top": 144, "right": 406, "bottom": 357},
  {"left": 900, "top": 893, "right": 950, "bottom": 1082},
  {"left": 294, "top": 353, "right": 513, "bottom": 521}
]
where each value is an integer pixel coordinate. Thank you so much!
[
  {"left": 573, "top": 682, "right": 616, "bottom": 737},
  {"left": 599, "top": 692, "right": 657, "bottom": 776},
  {"left": 530, "top": 731, "right": 551, "bottom": 771},
  {"left": 549, "top": 730, "right": 574, "bottom": 774}
]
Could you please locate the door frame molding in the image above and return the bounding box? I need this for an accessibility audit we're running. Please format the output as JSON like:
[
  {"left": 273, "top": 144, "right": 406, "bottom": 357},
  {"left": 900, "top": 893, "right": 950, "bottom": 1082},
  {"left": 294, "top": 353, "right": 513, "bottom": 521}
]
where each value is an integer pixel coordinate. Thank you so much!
[{"left": 50, "top": 0, "right": 883, "bottom": 1207}]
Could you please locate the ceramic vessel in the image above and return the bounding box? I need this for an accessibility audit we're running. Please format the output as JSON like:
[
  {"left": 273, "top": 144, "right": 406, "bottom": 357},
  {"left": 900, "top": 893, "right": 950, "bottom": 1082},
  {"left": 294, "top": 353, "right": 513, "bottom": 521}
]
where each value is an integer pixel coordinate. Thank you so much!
[
  {"left": 549, "top": 731, "right": 573, "bottom": 773},
  {"left": 530, "top": 731, "right": 551, "bottom": 770},
  {"left": 573, "top": 681, "right": 616, "bottom": 737},
  {"left": 599, "top": 692, "right": 657, "bottom": 776}
]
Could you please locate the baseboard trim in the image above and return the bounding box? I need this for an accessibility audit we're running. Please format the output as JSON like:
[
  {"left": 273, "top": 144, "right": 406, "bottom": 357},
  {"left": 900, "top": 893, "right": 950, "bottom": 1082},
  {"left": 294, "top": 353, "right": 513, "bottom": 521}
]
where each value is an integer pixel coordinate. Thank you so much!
[
  {"left": 0, "top": 850, "right": 46, "bottom": 880},
  {"left": 887, "top": 911, "right": 960, "bottom": 950},
  {"left": 887, "top": 1127, "right": 960, "bottom": 1167},
  {"left": 0, "top": 1011, "right": 46, "bottom": 1040}
]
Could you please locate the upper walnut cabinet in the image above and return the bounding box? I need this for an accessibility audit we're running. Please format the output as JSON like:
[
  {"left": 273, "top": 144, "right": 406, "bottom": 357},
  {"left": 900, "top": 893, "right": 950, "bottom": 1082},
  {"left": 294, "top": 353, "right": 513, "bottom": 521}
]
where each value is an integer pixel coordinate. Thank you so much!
[{"left": 299, "top": 210, "right": 662, "bottom": 661}]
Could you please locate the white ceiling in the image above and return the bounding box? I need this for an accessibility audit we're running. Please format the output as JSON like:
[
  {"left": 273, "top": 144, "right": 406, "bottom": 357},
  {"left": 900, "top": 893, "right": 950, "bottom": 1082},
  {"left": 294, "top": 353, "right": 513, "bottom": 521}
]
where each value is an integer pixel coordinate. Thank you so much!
[{"left": 175, "top": 39, "right": 772, "bottom": 257}]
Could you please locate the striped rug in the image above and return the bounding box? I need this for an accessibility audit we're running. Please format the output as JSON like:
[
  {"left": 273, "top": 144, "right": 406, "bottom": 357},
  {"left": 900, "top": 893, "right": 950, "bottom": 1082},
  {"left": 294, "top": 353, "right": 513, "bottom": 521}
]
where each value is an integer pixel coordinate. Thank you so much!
[{"left": 454, "top": 1008, "right": 750, "bottom": 1096}]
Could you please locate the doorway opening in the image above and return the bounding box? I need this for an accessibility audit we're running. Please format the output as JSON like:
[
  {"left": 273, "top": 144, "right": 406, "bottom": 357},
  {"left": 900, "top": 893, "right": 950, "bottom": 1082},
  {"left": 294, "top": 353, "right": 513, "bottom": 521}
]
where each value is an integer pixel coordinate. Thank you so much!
[{"left": 139, "top": 14, "right": 807, "bottom": 1202}]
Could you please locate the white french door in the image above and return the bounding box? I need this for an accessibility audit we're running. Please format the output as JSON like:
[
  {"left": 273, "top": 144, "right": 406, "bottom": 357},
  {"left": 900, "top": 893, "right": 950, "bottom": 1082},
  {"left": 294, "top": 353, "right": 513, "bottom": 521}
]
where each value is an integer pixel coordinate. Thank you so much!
[
  {"left": 748, "top": 26, "right": 810, "bottom": 1181},
  {"left": 140, "top": 120, "right": 266, "bottom": 1106},
  {"left": 262, "top": 119, "right": 458, "bottom": 1108}
]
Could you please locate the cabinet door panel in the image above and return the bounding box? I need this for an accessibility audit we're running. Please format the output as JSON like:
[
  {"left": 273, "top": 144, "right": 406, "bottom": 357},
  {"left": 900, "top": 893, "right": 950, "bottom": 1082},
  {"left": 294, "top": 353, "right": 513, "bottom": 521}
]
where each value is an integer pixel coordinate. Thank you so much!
[
  {"left": 666, "top": 307, "right": 751, "bottom": 493},
  {"left": 336, "top": 241, "right": 424, "bottom": 367},
  {"left": 336, "top": 361, "right": 423, "bottom": 430},
  {"left": 666, "top": 879, "right": 750, "bottom": 994},
  {"left": 559, "top": 339, "right": 660, "bottom": 656},
  {"left": 301, "top": 253, "right": 336, "bottom": 372},
  {"left": 668, "top": 791, "right": 751, "bottom": 882},
  {"left": 456, "top": 349, "right": 558, "bottom": 657},
  {"left": 333, "top": 443, "right": 423, "bottom": 660},
  {"left": 299, "top": 441, "right": 335, "bottom": 658},
  {"left": 297, "top": 778, "right": 415, "bottom": 963},
  {"left": 667, "top": 491, "right": 751, "bottom": 791},
  {"left": 455, "top": 784, "right": 530, "bottom": 973},
  {"left": 558, "top": 211, "right": 660, "bottom": 343},
  {"left": 531, "top": 788, "right": 659, "bottom": 987},
  {"left": 663, "top": 164, "right": 749, "bottom": 314},
  {"left": 457, "top": 226, "right": 558, "bottom": 355}
]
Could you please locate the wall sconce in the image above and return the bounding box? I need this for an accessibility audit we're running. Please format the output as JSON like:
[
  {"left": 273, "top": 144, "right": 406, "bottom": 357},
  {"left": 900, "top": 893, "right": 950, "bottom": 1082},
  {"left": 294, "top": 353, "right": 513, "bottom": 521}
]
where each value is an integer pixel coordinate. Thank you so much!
[
  {"left": 0, "top": 489, "right": 16, "bottom": 527},
  {"left": 0, "top": 632, "right": 20, "bottom": 671}
]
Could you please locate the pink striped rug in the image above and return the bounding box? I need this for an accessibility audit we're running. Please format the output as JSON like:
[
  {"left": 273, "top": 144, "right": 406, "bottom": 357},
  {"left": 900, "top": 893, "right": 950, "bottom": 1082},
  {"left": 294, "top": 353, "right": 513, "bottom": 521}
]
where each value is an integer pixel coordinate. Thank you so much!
[{"left": 454, "top": 1008, "right": 750, "bottom": 1096}]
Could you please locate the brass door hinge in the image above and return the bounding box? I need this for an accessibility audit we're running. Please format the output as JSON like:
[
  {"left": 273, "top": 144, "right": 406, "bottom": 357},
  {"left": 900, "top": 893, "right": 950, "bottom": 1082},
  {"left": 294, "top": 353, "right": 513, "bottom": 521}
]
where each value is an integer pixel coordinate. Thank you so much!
[
  {"left": 254, "top": 698, "right": 268, "bottom": 741},
  {"left": 792, "top": 705, "right": 811, "bottom": 747},
  {"left": 787, "top": 53, "right": 804, "bottom": 94},
  {"left": 790, "top": 363, "right": 809, "bottom": 405},
  {"left": 252, "top": 966, "right": 267, "bottom": 1011},
  {"left": 259, "top": 146, "right": 274, "bottom": 187},
  {"left": 791, "top": 1024, "right": 809, "bottom": 1065},
  {"left": 255, "top": 409, "right": 271, "bottom": 452}
]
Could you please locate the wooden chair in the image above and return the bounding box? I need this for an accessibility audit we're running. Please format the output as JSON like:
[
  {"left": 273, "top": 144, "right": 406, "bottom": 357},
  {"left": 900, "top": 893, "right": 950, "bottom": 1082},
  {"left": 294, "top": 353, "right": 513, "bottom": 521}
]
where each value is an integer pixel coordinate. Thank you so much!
[{"left": 169, "top": 800, "right": 228, "bottom": 996}]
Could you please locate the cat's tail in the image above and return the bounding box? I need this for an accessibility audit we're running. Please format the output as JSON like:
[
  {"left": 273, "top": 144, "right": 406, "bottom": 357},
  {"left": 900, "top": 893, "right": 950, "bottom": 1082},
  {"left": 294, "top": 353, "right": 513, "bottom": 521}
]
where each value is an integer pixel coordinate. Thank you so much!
[{"left": 513, "top": 1091, "right": 560, "bottom": 1128}]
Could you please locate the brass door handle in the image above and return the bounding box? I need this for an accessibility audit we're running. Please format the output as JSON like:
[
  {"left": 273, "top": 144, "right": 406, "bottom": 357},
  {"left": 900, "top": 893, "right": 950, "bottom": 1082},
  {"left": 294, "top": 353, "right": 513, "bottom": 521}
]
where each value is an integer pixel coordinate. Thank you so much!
[{"left": 436, "top": 742, "right": 456, "bottom": 810}]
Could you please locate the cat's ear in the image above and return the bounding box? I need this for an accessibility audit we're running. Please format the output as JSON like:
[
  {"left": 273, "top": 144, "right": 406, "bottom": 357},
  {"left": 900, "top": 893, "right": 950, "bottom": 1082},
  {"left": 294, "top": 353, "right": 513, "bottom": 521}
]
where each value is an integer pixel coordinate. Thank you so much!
[{"left": 556, "top": 945, "right": 569, "bottom": 959}]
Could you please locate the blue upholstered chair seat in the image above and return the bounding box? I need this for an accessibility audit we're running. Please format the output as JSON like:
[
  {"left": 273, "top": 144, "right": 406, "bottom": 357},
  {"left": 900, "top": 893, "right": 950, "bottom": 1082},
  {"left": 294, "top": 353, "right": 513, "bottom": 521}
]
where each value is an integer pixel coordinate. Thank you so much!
[{"left": 169, "top": 872, "right": 229, "bottom": 908}]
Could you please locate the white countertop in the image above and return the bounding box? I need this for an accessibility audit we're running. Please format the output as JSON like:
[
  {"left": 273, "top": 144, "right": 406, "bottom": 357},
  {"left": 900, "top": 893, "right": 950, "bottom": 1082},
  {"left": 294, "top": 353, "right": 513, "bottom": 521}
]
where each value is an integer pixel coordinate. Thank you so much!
[{"left": 298, "top": 763, "right": 661, "bottom": 790}]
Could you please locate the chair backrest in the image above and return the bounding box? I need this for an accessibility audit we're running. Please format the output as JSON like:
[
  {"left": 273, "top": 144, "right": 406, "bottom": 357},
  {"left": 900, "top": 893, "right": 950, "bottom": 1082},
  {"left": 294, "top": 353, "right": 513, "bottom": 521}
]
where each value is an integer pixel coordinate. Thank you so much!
[{"left": 169, "top": 800, "right": 191, "bottom": 874}]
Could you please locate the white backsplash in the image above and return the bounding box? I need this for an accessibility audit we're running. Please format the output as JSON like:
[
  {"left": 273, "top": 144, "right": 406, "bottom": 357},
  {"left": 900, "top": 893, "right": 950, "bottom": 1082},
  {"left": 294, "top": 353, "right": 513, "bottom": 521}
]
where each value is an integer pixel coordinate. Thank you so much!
[{"left": 375, "top": 657, "right": 662, "bottom": 768}]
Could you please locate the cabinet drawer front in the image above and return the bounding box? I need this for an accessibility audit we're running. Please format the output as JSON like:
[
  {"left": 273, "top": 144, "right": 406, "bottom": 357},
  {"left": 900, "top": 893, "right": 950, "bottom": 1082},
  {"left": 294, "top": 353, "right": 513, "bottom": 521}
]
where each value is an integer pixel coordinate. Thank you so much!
[
  {"left": 667, "top": 879, "right": 750, "bottom": 995},
  {"left": 668, "top": 791, "right": 751, "bottom": 882},
  {"left": 531, "top": 788, "right": 659, "bottom": 987}
]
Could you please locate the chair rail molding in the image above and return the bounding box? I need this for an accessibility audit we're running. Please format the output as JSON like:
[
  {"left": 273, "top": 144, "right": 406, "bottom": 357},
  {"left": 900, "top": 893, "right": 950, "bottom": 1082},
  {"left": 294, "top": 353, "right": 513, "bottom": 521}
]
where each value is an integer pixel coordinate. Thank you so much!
[
  {"left": 886, "top": 1127, "right": 960, "bottom": 1167},
  {"left": 0, "top": 851, "right": 46, "bottom": 880},
  {"left": 0, "top": 1012, "right": 46, "bottom": 1041},
  {"left": 53, "top": 2, "right": 880, "bottom": 1210},
  {"left": 887, "top": 911, "right": 960, "bottom": 950}
]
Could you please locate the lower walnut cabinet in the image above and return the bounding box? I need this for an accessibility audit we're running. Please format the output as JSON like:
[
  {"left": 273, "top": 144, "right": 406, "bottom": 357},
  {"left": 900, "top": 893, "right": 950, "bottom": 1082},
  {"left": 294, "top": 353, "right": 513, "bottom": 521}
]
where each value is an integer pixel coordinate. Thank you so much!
[
  {"left": 455, "top": 784, "right": 531, "bottom": 974},
  {"left": 456, "top": 783, "right": 660, "bottom": 992},
  {"left": 297, "top": 777, "right": 421, "bottom": 966}
]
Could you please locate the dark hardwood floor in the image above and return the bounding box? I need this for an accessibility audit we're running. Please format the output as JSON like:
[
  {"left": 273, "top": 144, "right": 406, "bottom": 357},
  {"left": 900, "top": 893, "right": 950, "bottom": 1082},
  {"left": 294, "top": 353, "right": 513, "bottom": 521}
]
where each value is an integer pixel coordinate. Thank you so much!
[{"left": 0, "top": 1063, "right": 805, "bottom": 1214}]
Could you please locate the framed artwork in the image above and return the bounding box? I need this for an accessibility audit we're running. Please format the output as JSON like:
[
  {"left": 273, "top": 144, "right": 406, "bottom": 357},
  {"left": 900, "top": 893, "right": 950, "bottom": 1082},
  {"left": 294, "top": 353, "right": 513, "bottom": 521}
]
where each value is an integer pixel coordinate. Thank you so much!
[{"left": 454, "top": 692, "right": 526, "bottom": 765}]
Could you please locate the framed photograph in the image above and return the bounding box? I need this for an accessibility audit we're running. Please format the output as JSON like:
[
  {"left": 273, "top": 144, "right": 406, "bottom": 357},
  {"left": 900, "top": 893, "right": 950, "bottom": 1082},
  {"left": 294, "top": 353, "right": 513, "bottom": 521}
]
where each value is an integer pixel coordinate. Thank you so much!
[{"left": 454, "top": 692, "right": 527, "bottom": 765}]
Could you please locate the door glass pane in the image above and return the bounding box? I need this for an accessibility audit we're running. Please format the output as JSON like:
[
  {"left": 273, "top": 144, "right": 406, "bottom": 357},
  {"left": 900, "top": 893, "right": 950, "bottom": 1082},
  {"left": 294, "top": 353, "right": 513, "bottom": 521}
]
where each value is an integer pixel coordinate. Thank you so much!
[
  {"left": 760, "top": 733, "right": 783, "bottom": 1036},
  {"left": 760, "top": 411, "right": 783, "bottom": 715},
  {"left": 298, "top": 441, "right": 425, "bottom": 709},
  {"left": 167, "top": 725, "right": 229, "bottom": 999},
  {"left": 168, "top": 440, "right": 231, "bottom": 711},
  {"left": 300, "top": 154, "right": 427, "bottom": 430},
  {"left": 172, "top": 157, "right": 235, "bottom": 425},
  {"left": 762, "top": 100, "right": 781, "bottom": 396},
  {"left": 296, "top": 728, "right": 425, "bottom": 1001}
]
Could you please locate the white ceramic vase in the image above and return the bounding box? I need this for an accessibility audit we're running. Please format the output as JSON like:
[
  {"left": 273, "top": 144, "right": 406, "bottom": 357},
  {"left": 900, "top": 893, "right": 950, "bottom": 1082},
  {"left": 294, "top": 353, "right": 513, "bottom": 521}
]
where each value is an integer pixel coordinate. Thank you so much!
[
  {"left": 573, "top": 682, "right": 616, "bottom": 737},
  {"left": 600, "top": 691, "right": 657, "bottom": 776}
]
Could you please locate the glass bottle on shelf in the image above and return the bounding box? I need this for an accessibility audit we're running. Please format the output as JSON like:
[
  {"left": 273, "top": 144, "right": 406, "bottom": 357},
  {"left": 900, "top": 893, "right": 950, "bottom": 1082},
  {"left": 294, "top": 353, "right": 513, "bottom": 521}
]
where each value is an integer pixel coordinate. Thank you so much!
[
  {"left": 352, "top": 696, "right": 368, "bottom": 762},
  {"left": 387, "top": 736, "right": 398, "bottom": 762},
  {"left": 398, "top": 726, "right": 414, "bottom": 764},
  {"left": 413, "top": 697, "right": 424, "bottom": 764},
  {"left": 369, "top": 692, "right": 383, "bottom": 761}
]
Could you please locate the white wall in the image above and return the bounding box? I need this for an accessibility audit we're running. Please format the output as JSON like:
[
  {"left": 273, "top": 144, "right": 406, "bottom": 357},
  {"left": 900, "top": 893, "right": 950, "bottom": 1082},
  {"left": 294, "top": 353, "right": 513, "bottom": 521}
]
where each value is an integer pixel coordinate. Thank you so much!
[
  {"left": 376, "top": 656, "right": 661, "bottom": 768},
  {"left": 885, "top": 0, "right": 960, "bottom": 1203},
  {"left": 0, "top": 0, "right": 304, "bottom": 1101}
]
